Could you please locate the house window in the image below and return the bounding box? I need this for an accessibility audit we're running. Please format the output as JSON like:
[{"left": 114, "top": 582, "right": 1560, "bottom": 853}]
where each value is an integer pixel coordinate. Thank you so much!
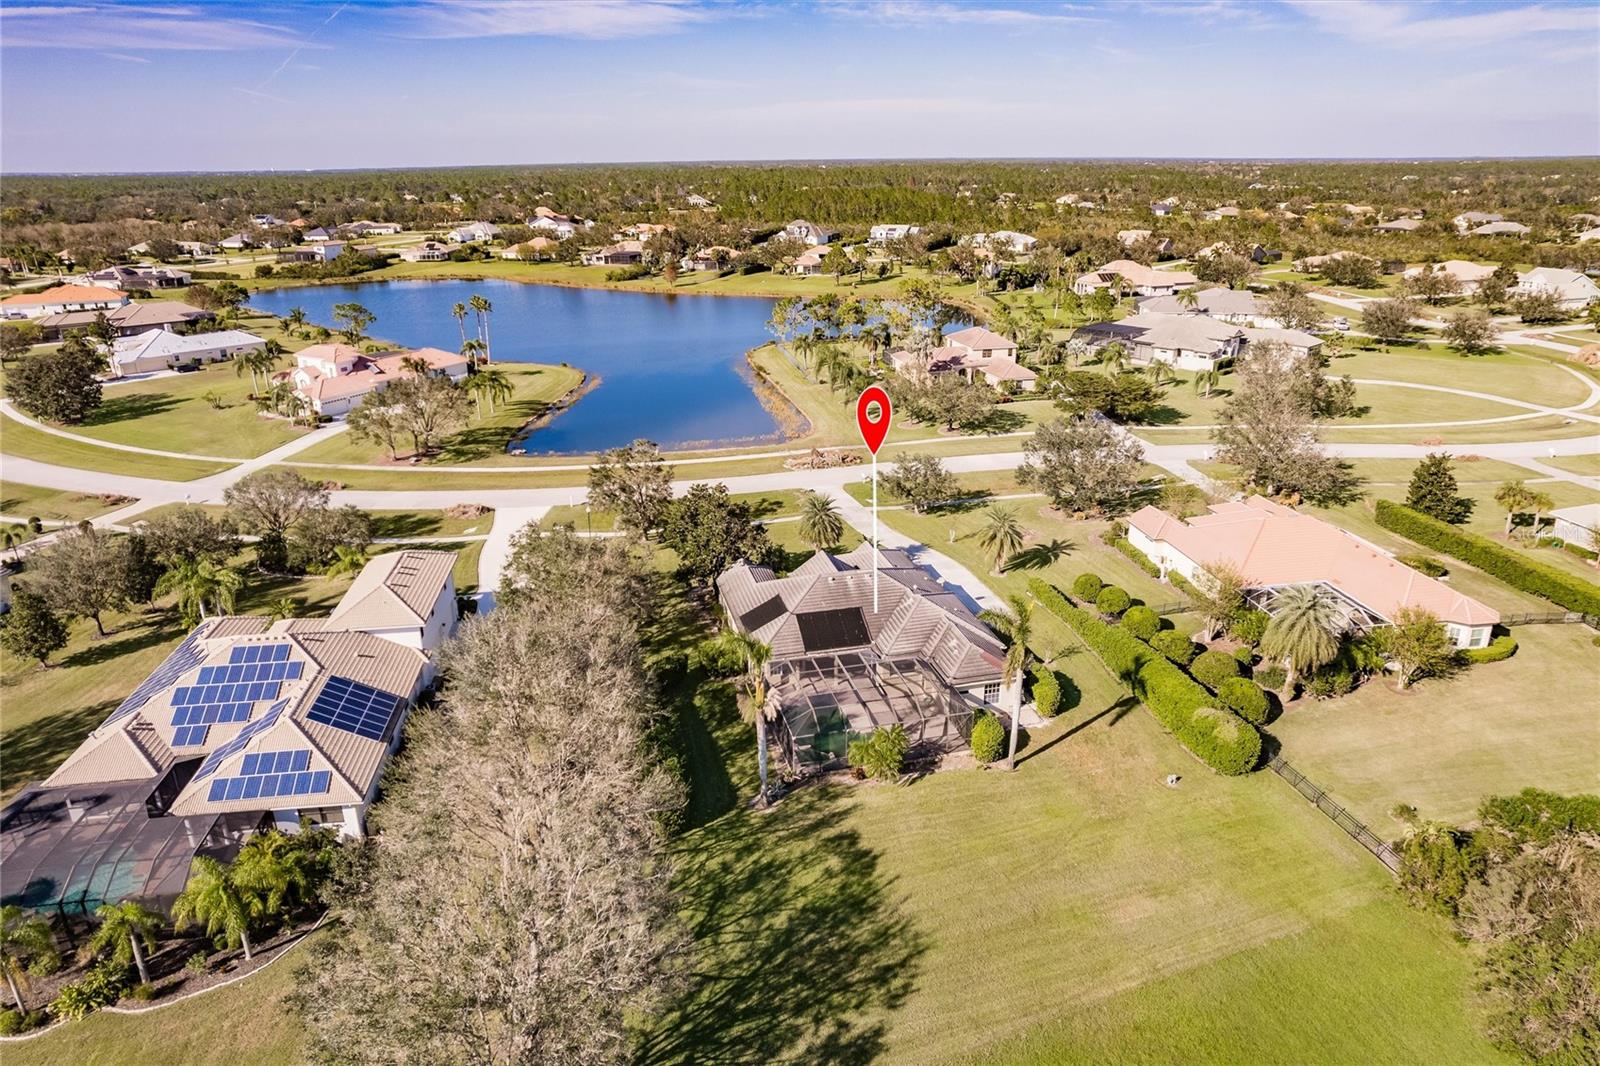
[{"left": 981, "top": 682, "right": 1002, "bottom": 705}]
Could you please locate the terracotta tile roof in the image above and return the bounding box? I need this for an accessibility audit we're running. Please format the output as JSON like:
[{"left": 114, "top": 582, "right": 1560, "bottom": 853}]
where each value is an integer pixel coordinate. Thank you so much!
[{"left": 1, "top": 284, "right": 127, "bottom": 306}]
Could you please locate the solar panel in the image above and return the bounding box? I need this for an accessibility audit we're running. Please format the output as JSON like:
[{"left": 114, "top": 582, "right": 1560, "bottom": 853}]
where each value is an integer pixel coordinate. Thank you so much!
[
  {"left": 100, "top": 629, "right": 208, "bottom": 728},
  {"left": 172, "top": 680, "right": 282, "bottom": 705},
  {"left": 239, "top": 749, "right": 311, "bottom": 776},
  {"left": 796, "top": 608, "right": 871, "bottom": 652},
  {"left": 196, "top": 660, "right": 302, "bottom": 685},
  {"left": 229, "top": 643, "right": 292, "bottom": 665},
  {"left": 206, "top": 769, "right": 330, "bottom": 804},
  {"left": 306, "top": 676, "right": 404, "bottom": 742},
  {"left": 172, "top": 724, "right": 210, "bottom": 747},
  {"left": 171, "top": 702, "right": 252, "bottom": 727},
  {"left": 193, "top": 698, "right": 289, "bottom": 781},
  {"left": 738, "top": 594, "right": 786, "bottom": 633}
]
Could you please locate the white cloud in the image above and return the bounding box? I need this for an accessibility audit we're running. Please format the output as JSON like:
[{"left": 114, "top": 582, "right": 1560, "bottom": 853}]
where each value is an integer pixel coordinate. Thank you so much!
[
  {"left": 393, "top": 0, "right": 710, "bottom": 40},
  {"left": 98, "top": 51, "right": 151, "bottom": 63},
  {"left": 0, "top": 3, "right": 311, "bottom": 50},
  {"left": 831, "top": 1, "right": 1105, "bottom": 26},
  {"left": 1284, "top": 0, "right": 1598, "bottom": 49}
]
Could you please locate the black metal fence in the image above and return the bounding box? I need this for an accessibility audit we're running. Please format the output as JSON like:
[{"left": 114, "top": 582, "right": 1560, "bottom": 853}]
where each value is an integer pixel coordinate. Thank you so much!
[
  {"left": 1267, "top": 756, "right": 1401, "bottom": 874},
  {"left": 1499, "top": 611, "right": 1600, "bottom": 628}
]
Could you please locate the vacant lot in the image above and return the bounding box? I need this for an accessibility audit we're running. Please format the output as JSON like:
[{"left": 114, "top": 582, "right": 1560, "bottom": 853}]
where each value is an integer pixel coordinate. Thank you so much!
[
  {"left": 0, "top": 482, "right": 129, "bottom": 523},
  {"left": 0, "top": 411, "right": 231, "bottom": 480},
  {"left": 1271, "top": 625, "right": 1600, "bottom": 829},
  {"left": 73, "top": 362, "right": 308, "bottom": 459}
]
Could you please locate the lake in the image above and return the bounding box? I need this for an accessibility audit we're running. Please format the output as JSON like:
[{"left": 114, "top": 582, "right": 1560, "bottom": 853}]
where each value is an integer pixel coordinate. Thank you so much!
[{"left": 248, "top": 280, "right": 784, "bottom": 453}]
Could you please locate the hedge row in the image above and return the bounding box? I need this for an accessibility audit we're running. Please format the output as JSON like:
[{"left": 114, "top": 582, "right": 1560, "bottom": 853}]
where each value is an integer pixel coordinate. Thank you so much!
[
  {"left": 1031, "top": 579, "right": 1261, "bottom": 775},
  {"left": 1460, "top": 634, "right": 1518, "bottom": 664},
  {"left": 1374, "top": 500, "right": 1600, "bottom": 615},
  {"left": 1112, "top": 537, "right": 1161, "bottom": 577}
]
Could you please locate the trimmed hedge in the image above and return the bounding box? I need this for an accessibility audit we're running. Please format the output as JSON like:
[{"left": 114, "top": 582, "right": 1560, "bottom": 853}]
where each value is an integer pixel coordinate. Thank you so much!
[
  {"left": 1191, "top": 649, "right": 1241, "bottom": 691},
  {"left": 1374, "top": 500, "right": 1600, "bottom": 614},
  {"left": 1460, "top": 634, "right": 1518, "bottom": 664},
  {"left": 1030, "top": 664, "right": 1063, "bottom": 718},
  {"left": 970, "top": 712, "right": 1005, "bottom": 763},
  {"left": 1120, "top": 605, "right": 1160, "bottom": 641},
  {"left": 1112, "top": 537, "right": 1161, "bottom": 577},
  {"left": 1217, "top": 677, "right": 1270, "bottom": 725},
  {"left": 1230, "top": 609, "right": 1269, "bottom": 645},
  {"left": 1150, "top": 629, "right": 1198, "bottom": 665},
  {"left": 1072, "top": 572, "right": 1105, "bottom": 603},
  {"left": 1095, "top": 586, "right": 1131, "bottom": 617},
  {"left": 1397, "top": 553, "right": 1448, "bottom": 577},
  {"left": 1030, "top": 579, "right": 1261, "bottom": 775},
  {"left": 1168, "top": 571, "right": 1197, "bottom": 598}
]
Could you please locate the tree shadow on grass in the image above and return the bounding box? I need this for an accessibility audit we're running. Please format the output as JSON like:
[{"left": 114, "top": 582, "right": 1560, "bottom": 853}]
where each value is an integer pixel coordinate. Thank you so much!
[
  {"left": 0, "top": 699, "right": 113, "bottom": 795},
  {"left": 636, "top": 787, "right": 926, "bottom": 1066},
  {"left": 57, "top": 614, "right": 182, "bottom": 669},
  {"left": 969, "top": 407, "right": 1029, "bottom": 435},
  {"left": 1003, "top": 538, "right": 1074, "bottom": 572},
  {"left": 1016, "top": 693, "right": 1137, "bottom": 766},
  {"left": 82, "top": 392, "right": 184, "bottom": 427},
  {"left": 368, "top": 512, "right": 445, "bottom": 539}
]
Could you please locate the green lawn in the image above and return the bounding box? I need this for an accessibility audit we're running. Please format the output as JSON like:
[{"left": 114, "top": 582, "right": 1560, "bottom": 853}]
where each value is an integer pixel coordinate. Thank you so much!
[
  {"left": 0, "top": 411, "right": 232, "bottom": 481},
  {"left": 288, "top": 362, "right": 584, "bottom": 465},
  {"left": 1194, "top": 457, "right": 1542, "bottom": 489},
  {"left": 1543, "top": 453, "right": 1600, "bottom": 477},
  {"left": 74, "top": 363, "right": 308, "bottom": 459},
  {"left": 545, "top": 489, "right": 808, "bottom": 534},
  {"left": 1271, "top": 625, "right": 1600, "bottom": 830},
  {"left": 0, "top": 482, "right": 130, "bottom": 523}
]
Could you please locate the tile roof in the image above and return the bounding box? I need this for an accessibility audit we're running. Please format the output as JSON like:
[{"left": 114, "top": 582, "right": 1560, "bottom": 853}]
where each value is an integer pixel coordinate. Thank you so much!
[
  {"left": 328, "top": 549, "right": 456, "bottom": 631},
  {"left": 1128, "top": 496, "right": 1499, "bottom": 628},
  {"left": 1, "top": 284, "right": 127, "bottom": 307}
]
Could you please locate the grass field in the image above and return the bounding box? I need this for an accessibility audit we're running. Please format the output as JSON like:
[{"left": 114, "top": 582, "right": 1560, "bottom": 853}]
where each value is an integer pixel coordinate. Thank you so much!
[
  {"left": 74, "top": 363, "right": 307, "bottom": 459},
  {"left": 0, "top": 482, "right": 130, "bottom": 523},
  {"left": 1271, "top": 625, "right": 1600, "bottom": 829},
  {"left": 1542, "top": 453, "right": 1600, "bottom": 476},
  {"left": 1, "top": 411, "right": 232, "bottom": 481},
  {"left": 544, "top": 488, "right": 809, "bottom": 534}
]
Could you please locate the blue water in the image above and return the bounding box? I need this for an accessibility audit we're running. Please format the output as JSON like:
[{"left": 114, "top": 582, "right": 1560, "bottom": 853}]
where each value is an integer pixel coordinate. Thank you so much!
[{"left": 248, "top": 280, "right": 782, "bottom": 453}]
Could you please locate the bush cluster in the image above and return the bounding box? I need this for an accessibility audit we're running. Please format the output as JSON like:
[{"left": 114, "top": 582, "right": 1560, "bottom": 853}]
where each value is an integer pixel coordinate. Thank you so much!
[
  {"left": 1216, "top": 677, "right": 1270, "bottom": 725},
  {"left": 1460, "top": 634, "right": 1518, "bottom": 664},
  {"left": 1397, "top": 553, "right": 1449, "bottom": 577},
  {"left": 1167, "top": 571, "right": 1198, "bottom": 598},
  {"left": 1479, "top": 787, "right": 1600, "bottom": 842},
  {"left": 1229, "top": 609, "right": 1269, "bottom": 645},
  {"left": 1030, "top": 664, "right": 1063, "bottom": 719},
  {"left": 1375, "top": 501, "right": 1600, "bottom": 614},
  {"left": 50, "top": 961, "right": 128, "bottom": 1021},
  {"left": 1071, "top": 572, "right": 1104, "bottom": 603},
  {"left": 1120, "top": 605, "right": 1160, "bottom": 641},
  {"left": 1150, "top": 629, "right": 1198, "bottom": 665},
  {"left": 847, "top": 725, "right": 911, "bottom": 781},
  {"left": 1255, "top": 664, "right": 1287, "bottom": 691},
  {"left": 0, "top": 1009, "right": 48, "bottom": 1035},
  {"left": 1030, "top": 580, "right": 1261, "bottom": 775},
  {"left": 689, "top": 636, "right": 746, "bottom": 678},
  {"left": 1191, "top": 649, "right": 1240, "bottom": 691},
  {"left": 1232, "top": 645, "right": 1255, "bottom": 667},
  {"left": 1307, "top": 665, "right": 1356, "bottom": 699},
  {"left": 1095, "top": 586, "right": 1131, "bottom": 617},
  {"left": 970, "top": 712, "right": 1005, "bottom": 764}
]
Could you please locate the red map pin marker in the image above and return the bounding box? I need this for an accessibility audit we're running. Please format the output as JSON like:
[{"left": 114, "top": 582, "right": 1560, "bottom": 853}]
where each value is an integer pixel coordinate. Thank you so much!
[{"left": 856, "top": 386, "right": 892, "bottom": 455}]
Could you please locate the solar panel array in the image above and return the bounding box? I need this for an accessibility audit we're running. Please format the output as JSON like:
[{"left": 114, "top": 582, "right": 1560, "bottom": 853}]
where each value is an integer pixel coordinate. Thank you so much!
[
  {"left": 229, "top": 643, "right": 292, "bottom": 665},
  {"left": 101, "top": 629, "right": 207, "bottom": 728},
  {"left": 241, "top": 749, "right": 311, "bottom": 776},
  {"left": 173, "top": 680, "right": 283, "bottom": 706},
  {"left": 194, "top": 698, "right": 289, "bottom": 780},
  {"left": 206, "top": 769, "right": 331, "bottom": 803},
  {"left": 196, "top": 659, "right": 302, "bottom": 685},
  {"left": 306, "top": 676, "right": 404, "bottom": 742}
]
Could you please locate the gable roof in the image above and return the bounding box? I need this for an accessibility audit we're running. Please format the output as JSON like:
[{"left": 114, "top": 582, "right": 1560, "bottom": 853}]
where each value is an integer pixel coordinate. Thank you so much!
[
  {"left": 328, "top": 549, "right": 456, "bottom": 630},
  {"left": 1, "top": 284, "right": 127, "bottom": 307},
  {"left": 946, "top": 325, "right": 1016, "bottom": 350}
]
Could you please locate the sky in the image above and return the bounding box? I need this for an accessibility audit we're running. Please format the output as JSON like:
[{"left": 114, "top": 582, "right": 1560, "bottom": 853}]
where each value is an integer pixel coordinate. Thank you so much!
[{"left": 1, "top": 0, "right": 1597, "bottom": 173}]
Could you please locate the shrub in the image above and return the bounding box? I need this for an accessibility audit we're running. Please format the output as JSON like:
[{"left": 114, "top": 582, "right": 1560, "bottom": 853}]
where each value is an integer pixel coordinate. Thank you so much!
[
  {"left": 1479, "top": 788, "right": 1600, "bottom": 843},
  {"left": 1374, "top": 500, "right": 1600, "bottom": 614},
  {"left": 1150, "top": 629, "right": 1198, "bottom": 665},
  {"left": 1217, "top": 677, "right": 1270, "bottom": 725},
  {"left": 1071, "top": 572, "right": 1104, "bottom": 603},
  {"left": 1232, "top": 645, "right": 1255, "bottom": 666},
  {"left": 1397, "top": 553, "right": 1448, "bottom": 577},
  {"left": 50, "top": 961, "right": 128, "bottom": 1021},
  {"left": 1095, "top": 586, "right": 1131, "bottom": 617},
  {"left": 1030, "top": 579, "right": 1261, "bottom": 775},
  {"left": 689, "top": 636, "right": 745, "bottom": 678},
  {"left": 847, "top": 725, "right": 911, "bottom": 781},
  {"left": 1229, "top": 609, "right": 1269, "bottom": 645},
  {"left": 1255, "top": 664, "right": 1287, "bottom": 691},
  {"left": 0, "top": 1010, "right": 21, "bottom": 1036},
  {"left": 1030, "top": 664, "right": 1063, "bottom": 718},
  {"left": 1561, "top": 541, "right": 1599, "bottom": 561},
  {"left": 970, "top": 712, "right": 1005, "bottom": 764},
  {"left": 185, "top": 951, "right": 209, "bottom": 975},
  {"left": 1112, "top": 537, "right": 1160, "bottom": 577},
  {"left": 1307, "top": 666, "right": 1356, "bottom": 699},
  {"left": 1460, "top": 634, "right": 1518, "bottom": 664},
  {"left": 1191, "top": 649, "right": 1240, "bottom": 691},
  {"left": 1120, "top": 605, "right": 1160, "bottom": 641},
  {"left": 131, "top": 983, "right": 157, "bottom": 1002},
  {"left": 1168, "top": 571, "right": 1197, "bottom": 598}
]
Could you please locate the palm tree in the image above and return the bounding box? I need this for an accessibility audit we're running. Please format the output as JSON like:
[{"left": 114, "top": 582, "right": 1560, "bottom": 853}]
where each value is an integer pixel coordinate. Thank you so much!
[
  {"left": 283, "top": 307, "right": 308, "bottom": 338},
  {"left": 797, "top": 491, "right": 844, "bottom": 551},
  {"left": 172, "top": 856, "right": 257, "bottom": 961},
  {"left": 451, "top": 302, "right": 469, "bottom": 348},
  {"left": 1099, "top": 340, "right": 1129, "bottom": 375},
  {"left": 1192, "top": 366, "right": 1222, "bottom": 397},
  {"left": 976, "top": 506, "right": 1027, "bottom": 574},
  {"left": 1176, "top": 288, "right": 1201, "bottom": 313},
  {"left": 324, "top": 544, "right": 369, "bottom": 578},
  {"left": 156, "top": 558, "right": 245, "bottom": 626},
  {"left": 460, "top": 337, "right": 487, "bottom": 367},
  {"left": 978, "top": 594, "right": 1034, "bottom": 770},
  {"left": 3, "top": 524, "right": 27, "bottom": 562},
  {"left": 1493, "top": 480, "right": 1538, "bottom": 537},
  {"left": 259, "top": 338, "right": 285, "bottom": 376},
  {"left": 1259, "top": 584, "right": 1345, "bottom": 699},
  {"left": 713, "top": 630, "right": 775, "bottom": 804},
  {"left": 82, "top": 900, "right": 163, "bottom": 986},
  {"left": 469, "top": 294, "right": 493, "bottom": 362},
  {"left": 0, "top": 905, "right": 58, "bottom": 1012},
  {"left": 477, "top": 367, "right": 513, "bottom": 414},
  {"left": 232, "top": 830, "right": 322, "bottom": 918},
  {"left": 266, "top": 596, "right": 298, "bottom": 622}
]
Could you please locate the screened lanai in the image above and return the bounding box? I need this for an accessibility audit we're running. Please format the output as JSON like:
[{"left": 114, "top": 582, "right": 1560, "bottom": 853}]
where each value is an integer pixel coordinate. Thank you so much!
[{"left": 768, "top": 650, "right": 976, "bottom": 768}]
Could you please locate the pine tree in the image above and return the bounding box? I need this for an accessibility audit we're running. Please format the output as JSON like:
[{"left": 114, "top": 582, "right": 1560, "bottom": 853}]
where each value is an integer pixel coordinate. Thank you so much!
[{"left": 1405, "top": 453, "right": 1471, "bottom": 524}]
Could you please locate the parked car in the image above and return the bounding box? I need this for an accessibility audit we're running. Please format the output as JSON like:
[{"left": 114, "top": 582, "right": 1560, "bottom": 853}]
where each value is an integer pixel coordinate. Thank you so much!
[{"left": 1330, "top": 316, "right": 1350, "bottom": 331}]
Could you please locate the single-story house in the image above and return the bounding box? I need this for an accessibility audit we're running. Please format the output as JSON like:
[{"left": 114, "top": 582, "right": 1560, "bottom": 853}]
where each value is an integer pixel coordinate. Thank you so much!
[
  {"left": 966, "top": 232, "right": 1038, "bottom": 255},
  {"left": 1073, "top": 259, "right": 1198, "bottom": 297},
  {"left": 251, "top": 214, "right": 285, "bottom": 228},
  {"left": 0, "top": 551, "right": 459, "bottom": 916},
  {"left": 1373, "top": 217, "right": 1423, "bottom": 232},
  {"left": 278, "top": 241, "right": 347, "bottom": 264},
  {"left": 686, "top": 193, "right": 715, "bottom": 209},
  {"left": 617, "top": 222, "right": 672, "bottom": 242},
  {"left": 341, "top": 221, "right": 404, "bottom": 237},
  {"left": 680, "top": 245, "right": 739, "bottom": 272},
  {"left": 109, "top": 328, "right": 265, "bottom": 377},
  {"left": 1128, "top": 496, "right": 1499, "bottom": 649},
  {"left": 1453, "top": 211, "right": 1502, "bottom": 233},
  {"left": 1151, "top": 202, "right": 1178, "bottom": 217},
  {"left": 715, "top": 543, "right": 1013, "bottom": 768},
  {"left": 219, "top": 233, "right": 253, "bottom": 250},
  {"left": 1577, "top": 227, "right": 1600, "bottom": 244},
  {"left": 1514, "top": 267, "right": 1600, "bottom": 309},
  {"left": 34, "top": 299, "right": 213, "bottom": 341},
  {"left": 1118, "top": 228, "right": 1151, "bottom": 247},
  {"left": 398, "top": 241, "right": 456, "bottom": 263},
  {"left": 500, "top": 237, "right": 558, "bottom": 260},
  {"left": 80, "top": 265, "right": 192, "bottom": 291},
  {"left": 869, "top": 224, "right": 921, "bottom": 244},
  {"left": 1202, "top": 206, "right": 1241, "bottom": 221},
  {"left": 0, "top": 284, "right": 129, "bottom": 320},
  {"left": 1074, "top": 313, "right": 1245, "bottom": 371},
  {"left": 1473, "top": 221, "right": 1531, "bottom": 237},
  {"left": 1137, "top": 287, "right": 1278, "bottom": 326},
  {"left": 784, "top": 219, "right": 839, "bottom": 246},
  {"left": 581, "top": 240, "right": 644, "bottom": 267},
  {"left": 1401, "top": 260, "right": 1497, "bottom": 293},
  {"left": 286, "top": 343, "right": 471, "bottom": 417},
  {"left": 1545, "top": 504, "right": 1599, "bottom": 551},
  {"left": 302, "top": 227, "right": 333, "bottom": 243},
  {"left": 446, "top": 221, "right": 501, "bottom": 243}
]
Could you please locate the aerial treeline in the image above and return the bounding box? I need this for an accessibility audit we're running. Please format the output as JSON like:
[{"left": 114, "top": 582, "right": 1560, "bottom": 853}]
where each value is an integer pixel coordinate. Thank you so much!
[{"left": 291, "top": 530, "right": 686, "bottom": 1064}]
